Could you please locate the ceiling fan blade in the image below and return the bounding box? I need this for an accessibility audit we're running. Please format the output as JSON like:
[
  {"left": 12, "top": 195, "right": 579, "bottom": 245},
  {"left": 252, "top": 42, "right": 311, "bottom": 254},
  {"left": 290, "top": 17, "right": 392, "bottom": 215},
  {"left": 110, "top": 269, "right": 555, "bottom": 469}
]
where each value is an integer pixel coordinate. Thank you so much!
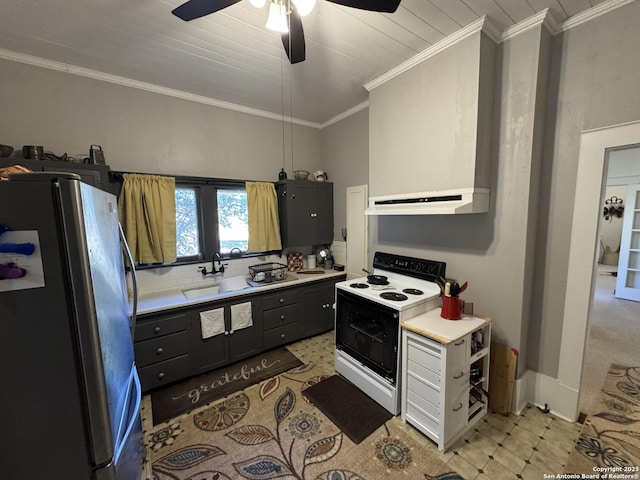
[
  {"left": 281, "top": 8, "right": 305, "bottom": 64},
  {"left": 172, "top": 0, "right": 241, "bottom": 21},
  {"left": 326, "top": 0, "right": 401, "bottom": 13}
]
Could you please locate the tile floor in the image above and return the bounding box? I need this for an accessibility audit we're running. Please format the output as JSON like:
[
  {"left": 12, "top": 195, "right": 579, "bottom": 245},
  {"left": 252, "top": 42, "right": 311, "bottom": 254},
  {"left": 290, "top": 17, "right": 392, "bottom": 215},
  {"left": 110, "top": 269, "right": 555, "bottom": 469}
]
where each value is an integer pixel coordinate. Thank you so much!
[{"left": 142, "top": 331, "right": 583, "bottom": 479}]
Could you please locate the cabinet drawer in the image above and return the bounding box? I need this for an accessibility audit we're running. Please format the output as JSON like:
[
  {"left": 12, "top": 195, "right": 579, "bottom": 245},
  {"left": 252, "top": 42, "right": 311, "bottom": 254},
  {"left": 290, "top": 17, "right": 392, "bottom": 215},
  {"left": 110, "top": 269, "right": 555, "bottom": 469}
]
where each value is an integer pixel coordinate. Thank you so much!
[
  {"left": 445, "top": 391, "right": 468, "bottom": 438},
  {"left": 407, "top": 338, "right": 442, "bottom": 374},
  {"left": 407, "top": 374, "right": 441, "bottom": 408},
  {"left": 138, "top": 354, "right": 190, "bottom": 392},
  {"left": 406, "top": 399, "right": 440, "bottom": 440},
  {"left": 407, "top": 358, "right": 441, "bottom": 389},
  {"left": 263, "top": 323, "right": 298, "bottom": 349},
  {"left": 135, "top": 313, "right": 189, "bottom": 341},
  {"left": 447, "top": 336, "right": 468, "bottom": 367},
  {"left": 263, "top": 304, "right": 299, "bottom": 330},
  {"left": 262, "top": 290, "right": 299, "bottom": 310},
  {"left": 446, "top": 366, "right": 470, "bottom": 397},
  {"left": 134, "top": 331, "right": 189, "bottom": 368}
]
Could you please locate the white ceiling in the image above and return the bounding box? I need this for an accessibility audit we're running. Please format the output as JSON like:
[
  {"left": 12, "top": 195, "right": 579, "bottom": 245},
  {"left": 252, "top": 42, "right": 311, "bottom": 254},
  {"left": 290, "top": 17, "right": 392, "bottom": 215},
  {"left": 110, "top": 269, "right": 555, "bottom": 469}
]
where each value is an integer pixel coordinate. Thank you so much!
[{"left": 1, "top": 0, "right": 610, "bottom": 126}]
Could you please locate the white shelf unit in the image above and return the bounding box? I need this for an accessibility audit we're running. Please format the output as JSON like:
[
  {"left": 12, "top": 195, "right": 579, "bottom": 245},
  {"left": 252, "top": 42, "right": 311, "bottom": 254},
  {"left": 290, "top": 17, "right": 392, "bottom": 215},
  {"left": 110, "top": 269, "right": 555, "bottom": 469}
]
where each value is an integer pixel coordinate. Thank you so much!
[{"left": 401, "top": 311, "right": 491, "bottom": 452}]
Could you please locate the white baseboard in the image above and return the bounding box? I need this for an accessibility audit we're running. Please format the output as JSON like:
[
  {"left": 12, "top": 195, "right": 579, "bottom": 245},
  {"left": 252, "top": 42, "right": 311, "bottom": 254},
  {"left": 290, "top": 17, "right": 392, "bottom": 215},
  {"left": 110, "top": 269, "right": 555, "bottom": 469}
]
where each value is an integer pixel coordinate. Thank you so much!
[{"left": 511, "top": 369, "right": 580, "bottom": 422}]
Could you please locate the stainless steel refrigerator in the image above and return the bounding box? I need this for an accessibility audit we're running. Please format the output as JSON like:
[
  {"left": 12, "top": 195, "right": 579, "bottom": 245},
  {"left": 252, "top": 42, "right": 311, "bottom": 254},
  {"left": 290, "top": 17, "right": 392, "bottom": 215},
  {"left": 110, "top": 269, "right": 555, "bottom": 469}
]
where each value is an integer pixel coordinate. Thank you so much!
[{"left": 0, "top": 172, "right": 143, "bottom": 480}]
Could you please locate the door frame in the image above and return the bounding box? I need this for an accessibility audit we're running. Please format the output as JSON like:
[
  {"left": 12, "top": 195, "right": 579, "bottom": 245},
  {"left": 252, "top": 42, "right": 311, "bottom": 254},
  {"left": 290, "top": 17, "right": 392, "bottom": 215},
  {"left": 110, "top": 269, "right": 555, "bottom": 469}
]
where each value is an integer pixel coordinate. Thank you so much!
[{"left": 560, "top": 119, "right": 640, "bottom": 420}]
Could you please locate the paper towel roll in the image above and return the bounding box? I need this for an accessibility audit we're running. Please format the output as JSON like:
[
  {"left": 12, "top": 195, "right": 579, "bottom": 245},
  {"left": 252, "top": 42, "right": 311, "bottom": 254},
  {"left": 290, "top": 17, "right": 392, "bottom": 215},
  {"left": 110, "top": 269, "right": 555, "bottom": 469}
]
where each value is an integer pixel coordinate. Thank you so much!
[{"left": 307, "top": 255, "right": 316, "bottom": 269}]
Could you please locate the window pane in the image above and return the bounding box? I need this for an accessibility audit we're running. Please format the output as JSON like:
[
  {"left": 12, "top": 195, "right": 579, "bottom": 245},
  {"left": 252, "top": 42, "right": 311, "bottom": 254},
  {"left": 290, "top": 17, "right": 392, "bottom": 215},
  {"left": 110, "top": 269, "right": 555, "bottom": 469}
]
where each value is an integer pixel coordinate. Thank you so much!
[
  {"left": 176, "top": 187, "right": 200, "bottom": 258},
  {"left": 217, "top": 188, "right": 248, "bottom": 253}
]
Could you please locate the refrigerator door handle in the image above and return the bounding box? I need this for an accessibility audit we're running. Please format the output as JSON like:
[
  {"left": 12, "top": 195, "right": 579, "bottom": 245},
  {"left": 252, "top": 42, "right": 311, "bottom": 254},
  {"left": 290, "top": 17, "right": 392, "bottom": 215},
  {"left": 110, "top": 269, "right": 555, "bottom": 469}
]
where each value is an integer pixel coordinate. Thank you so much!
[
  {"left": 114, "top": 367, "right": 142, "bottom": 463},
  {"left": 119, "top": 223, "right": 138, "bottom": 338}
]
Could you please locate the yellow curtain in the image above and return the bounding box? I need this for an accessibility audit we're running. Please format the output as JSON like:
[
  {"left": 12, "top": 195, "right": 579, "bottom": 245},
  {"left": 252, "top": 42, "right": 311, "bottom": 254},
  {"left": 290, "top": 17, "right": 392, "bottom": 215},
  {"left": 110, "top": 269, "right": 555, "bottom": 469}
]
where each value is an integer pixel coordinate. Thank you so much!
[
  {"left": 246, "top": 181, "right": 282, "bottom": 253},
  {"left": 118, "top": 174, "right": 177, "bottom": 264}
]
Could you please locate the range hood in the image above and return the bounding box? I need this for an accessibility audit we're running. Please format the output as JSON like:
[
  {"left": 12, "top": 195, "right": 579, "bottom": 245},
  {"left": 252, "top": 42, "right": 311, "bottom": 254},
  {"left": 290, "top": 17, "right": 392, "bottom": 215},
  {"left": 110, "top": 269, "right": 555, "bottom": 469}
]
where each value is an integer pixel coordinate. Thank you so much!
[{"left": 365, "top": 188, "right": 490, "bottom": 216}]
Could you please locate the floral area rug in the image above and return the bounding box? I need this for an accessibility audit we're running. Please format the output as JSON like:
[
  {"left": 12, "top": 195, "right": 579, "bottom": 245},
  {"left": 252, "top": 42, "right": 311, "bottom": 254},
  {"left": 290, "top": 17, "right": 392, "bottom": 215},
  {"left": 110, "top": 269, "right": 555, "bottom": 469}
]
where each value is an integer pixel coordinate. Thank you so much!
[
  {"left": 565, "top": 364, "right": 640, "bottom": 475},
  {"left": 147, "top": 362, "right": 462, "bottom": 480}
]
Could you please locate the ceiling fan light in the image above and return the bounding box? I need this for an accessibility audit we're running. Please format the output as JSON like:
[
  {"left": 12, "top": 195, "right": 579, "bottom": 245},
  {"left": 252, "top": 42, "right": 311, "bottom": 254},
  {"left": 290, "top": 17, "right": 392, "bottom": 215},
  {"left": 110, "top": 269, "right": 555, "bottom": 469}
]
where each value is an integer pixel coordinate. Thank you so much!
[
  {"left": 291, "top": 0, "right": 316, "bottom": 16},
  {"left": 265, "top": 1, "right": 289, "bottom": 33},
  {"left": 249, "top": 0, "right": 266, "bottom": 8}
]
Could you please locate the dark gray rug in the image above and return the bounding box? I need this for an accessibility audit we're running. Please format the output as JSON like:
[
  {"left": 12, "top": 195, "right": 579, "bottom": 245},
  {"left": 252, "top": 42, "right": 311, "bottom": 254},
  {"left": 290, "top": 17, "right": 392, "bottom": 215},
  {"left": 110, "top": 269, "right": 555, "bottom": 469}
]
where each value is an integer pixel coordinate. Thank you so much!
[
  {"left": 151, "top": 347, "right": 302, "bottom": 425},
  {"left": 302, "top": 374, "right": 393, "bottom": 444}
]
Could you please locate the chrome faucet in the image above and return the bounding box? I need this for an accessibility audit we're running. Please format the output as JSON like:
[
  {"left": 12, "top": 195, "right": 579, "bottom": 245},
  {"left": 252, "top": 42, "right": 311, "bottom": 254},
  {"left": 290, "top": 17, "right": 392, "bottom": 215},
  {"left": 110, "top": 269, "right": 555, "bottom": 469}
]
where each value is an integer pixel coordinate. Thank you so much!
[{"left": 198, "top": 252, "right": 227, "bottom": 276}]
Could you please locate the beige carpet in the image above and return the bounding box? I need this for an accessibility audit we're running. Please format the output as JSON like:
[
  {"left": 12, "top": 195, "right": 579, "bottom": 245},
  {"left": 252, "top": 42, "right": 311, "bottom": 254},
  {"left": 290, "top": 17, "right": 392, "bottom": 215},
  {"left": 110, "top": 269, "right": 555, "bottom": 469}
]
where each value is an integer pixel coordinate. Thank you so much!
[
  {"left": 566, "top": 364, "right": 640, "bottom": 474},
  {"left": 147, "top": 362, "right": 462, "bottom": 480},
  {"left": 579, "top": 266, "right": 640, "bottom": 415}
]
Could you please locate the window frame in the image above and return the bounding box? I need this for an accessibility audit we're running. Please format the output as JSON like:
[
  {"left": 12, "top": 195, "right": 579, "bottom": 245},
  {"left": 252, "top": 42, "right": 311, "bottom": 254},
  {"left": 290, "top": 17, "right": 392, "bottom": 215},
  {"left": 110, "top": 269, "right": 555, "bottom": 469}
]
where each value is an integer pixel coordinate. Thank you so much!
[{"left": 110, "top": 171, "right": 280, "bottom": 270}]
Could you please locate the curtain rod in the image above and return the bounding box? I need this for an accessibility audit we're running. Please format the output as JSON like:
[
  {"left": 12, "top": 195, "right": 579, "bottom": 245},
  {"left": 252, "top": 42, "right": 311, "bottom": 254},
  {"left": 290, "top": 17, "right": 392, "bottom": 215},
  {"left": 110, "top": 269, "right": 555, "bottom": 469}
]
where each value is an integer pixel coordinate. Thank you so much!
[{"left": 108, "top": 170, "right": 267, "bottom": 186}]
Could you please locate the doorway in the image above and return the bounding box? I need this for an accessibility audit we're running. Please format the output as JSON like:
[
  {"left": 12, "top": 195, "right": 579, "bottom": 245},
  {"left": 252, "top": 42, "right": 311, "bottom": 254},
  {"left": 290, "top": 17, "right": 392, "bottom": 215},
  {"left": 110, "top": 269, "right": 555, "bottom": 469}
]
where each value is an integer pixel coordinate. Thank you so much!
[{"left": 560, "top": 120, "right": 640, "bottom": 421}]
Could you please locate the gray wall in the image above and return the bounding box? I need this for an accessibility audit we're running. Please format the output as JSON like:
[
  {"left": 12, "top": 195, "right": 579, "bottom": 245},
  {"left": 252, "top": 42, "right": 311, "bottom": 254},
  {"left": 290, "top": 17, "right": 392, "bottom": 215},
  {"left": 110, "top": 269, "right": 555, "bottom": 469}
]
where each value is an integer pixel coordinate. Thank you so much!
[
  {"left": 349, "top": 25, "right": 551, "bottom": 375},
  {"left": 0, "top": 58, "right": 322, "bottom": 181},
  {"left": 326, "top": 2, "right": 640, "bottom": 384},
  {"left": 368, "top": 32, "right": 492, "bottom": 197},
  {"left": 529, "top": 0, "right": 640, "bottom": 376},
  {"left": 321, "top": 108, "right": 369, "bottom": 241}
]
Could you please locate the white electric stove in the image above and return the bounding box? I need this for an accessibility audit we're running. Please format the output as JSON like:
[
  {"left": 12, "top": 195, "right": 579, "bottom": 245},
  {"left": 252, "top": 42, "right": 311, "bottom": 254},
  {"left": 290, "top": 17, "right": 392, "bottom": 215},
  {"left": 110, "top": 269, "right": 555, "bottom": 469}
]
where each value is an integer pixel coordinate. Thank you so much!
[{"left": 334, "top": 252, "right": 446, "bottom": 414}]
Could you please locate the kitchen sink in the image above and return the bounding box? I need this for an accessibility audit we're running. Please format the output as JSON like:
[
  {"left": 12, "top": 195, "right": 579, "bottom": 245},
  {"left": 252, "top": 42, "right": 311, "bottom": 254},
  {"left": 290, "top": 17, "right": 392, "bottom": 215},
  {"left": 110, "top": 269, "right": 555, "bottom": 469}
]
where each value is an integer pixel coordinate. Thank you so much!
[
  {"left": 182, "top": 276, "right": 251, "bottom": 300},
  {"left": 182, "top": 283, "right": 221, "bottom": 300},
  {"left": 218, "top": 275, "right": 251, "bottom": 293}
]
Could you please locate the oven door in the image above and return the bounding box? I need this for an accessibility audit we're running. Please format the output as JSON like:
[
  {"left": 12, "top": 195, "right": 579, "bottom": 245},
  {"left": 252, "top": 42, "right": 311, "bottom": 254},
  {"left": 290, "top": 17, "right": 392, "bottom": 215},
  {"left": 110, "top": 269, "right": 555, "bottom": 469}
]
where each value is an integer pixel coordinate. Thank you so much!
[{"left": 335, "top": 290, "right": 399, "bottom": 383}]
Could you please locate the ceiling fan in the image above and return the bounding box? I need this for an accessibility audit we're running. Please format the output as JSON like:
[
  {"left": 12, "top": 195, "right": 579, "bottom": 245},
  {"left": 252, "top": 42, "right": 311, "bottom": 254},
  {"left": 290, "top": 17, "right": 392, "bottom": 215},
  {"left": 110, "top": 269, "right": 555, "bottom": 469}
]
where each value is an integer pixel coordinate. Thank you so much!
[{"left": 171, "top": 0, "right": 401, "bottom": 64}]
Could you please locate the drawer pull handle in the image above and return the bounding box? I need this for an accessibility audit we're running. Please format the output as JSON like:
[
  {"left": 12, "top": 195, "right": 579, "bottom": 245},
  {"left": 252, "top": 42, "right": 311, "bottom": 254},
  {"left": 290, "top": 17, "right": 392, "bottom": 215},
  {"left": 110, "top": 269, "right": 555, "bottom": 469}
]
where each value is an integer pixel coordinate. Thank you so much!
[
  {"left": 157, "top": 347, "right": 164, "bottom": 355},
  {"left": 454, "top": 339, "right": 465, "bottom": 346},
  {"left": 453, "top": 371, "right": 464, "bottom": 379},
  {"left": 280, "top": 333, "right": 286, "bottom": 339},
  {"left": 279, "top": 298, "right": 285, "bottom": 304},
  {"left": 158, "top": 372, "right": 165, "bottom": 380},
  {"left": 154, "top": 326, "right": 161, "bottom": 334},
  {"left": 453, "top": 402, "right": 463, "bottom": 412},
  {"left": 281, "top": 314, "right": 286, "bottom": 320}
]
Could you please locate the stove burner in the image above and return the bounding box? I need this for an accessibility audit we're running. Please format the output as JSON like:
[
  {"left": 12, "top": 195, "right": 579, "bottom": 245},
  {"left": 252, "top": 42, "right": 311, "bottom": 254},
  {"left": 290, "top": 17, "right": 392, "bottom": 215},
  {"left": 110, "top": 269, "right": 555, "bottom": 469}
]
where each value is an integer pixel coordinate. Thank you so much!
[
  {"left": 380, "top": 292, "right": 408, "bottom": 301},
  {"left": 350, "top": 283, "right": 370, "bottom": 289},
  {"left": 402, "top": 288, "right": 424, "bottom": 296}
]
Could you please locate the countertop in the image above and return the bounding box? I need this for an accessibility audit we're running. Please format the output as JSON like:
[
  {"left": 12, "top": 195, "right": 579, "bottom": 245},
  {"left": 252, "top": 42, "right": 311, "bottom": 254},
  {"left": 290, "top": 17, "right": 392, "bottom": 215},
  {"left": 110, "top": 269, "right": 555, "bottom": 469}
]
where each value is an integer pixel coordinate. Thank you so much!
[
  {"left": 401, "top": 308, "right": 492, "bottom": 344},
  {"left": 133, "top": 269, "right": 346, "bottom": 315}
]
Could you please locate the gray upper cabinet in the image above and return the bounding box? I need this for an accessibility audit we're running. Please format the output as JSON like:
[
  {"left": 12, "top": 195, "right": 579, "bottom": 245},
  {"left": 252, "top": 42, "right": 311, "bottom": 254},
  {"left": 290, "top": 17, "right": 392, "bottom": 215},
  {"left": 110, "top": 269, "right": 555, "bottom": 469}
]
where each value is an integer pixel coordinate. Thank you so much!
[
  {"left": 0, "top": 157, "right": 111, "bottom": 190},
  {"left": 276, "top": 180, "right": 334, "bottom": 247}
]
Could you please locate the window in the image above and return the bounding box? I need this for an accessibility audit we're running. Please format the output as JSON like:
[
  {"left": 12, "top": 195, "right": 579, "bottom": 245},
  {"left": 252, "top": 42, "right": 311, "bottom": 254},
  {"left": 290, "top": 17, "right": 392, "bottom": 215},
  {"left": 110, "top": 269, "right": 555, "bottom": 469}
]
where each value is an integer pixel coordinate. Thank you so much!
[
  {"left": 175, "top": 187, "right": 200, "bottom": 259},
  {"left": 174, "top": 181, "right": 251, "bottom": 263},
  {"left": 217, "top": 188, "right": 248, "bottom": 253}
]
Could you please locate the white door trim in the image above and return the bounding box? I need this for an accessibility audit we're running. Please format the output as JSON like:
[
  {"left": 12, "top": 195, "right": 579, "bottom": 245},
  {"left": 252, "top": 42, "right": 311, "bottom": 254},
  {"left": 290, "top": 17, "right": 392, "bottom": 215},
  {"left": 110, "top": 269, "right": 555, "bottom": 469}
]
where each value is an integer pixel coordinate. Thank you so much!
[
  {"left": 560, "top": 119, "right": 640, "bottom": 420},
  {"left": 346, "top": 185, "right": 368, "bottom": 279}
]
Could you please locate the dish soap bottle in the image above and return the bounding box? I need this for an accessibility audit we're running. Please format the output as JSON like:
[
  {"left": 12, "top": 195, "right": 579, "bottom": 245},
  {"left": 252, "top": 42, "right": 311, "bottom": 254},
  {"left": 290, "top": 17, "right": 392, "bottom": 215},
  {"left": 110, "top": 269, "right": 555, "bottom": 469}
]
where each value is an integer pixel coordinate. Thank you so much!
[{"left": 278, "top": 168, "right": 287, "bottom": 180}]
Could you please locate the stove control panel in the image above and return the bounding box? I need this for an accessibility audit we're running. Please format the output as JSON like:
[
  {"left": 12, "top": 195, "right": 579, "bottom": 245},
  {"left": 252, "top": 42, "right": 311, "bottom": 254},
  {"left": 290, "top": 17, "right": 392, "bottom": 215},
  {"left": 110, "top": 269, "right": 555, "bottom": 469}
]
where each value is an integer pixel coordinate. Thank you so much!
[{"left": 373, "top": 252, "right": 446, "bottom": 282}]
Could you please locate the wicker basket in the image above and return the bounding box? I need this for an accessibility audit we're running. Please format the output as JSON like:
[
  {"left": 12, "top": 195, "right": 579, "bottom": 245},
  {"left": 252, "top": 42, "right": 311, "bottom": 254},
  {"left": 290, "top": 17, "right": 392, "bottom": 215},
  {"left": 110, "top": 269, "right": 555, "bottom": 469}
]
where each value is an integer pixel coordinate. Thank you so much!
[{"left": 248, "top": 262, "right": 288, "bottom": 282}]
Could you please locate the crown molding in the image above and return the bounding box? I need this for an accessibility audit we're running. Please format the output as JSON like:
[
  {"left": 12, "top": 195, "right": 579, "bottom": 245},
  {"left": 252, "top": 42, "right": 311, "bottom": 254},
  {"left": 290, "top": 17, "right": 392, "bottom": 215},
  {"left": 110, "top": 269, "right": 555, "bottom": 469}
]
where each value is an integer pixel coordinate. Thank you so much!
[
  {"left": 0, "top": 48, "right": 322, "bottom": 130},
  {"left": 500, "top": 9, "right": 558, "bottom": 42},
  {"left": 557, "top": 0, "right": 636, "bottom": 33},
  {"left": 320, "top": 101, "right": 369, "bottom": 129},
  {"left": 364, "top": 16, "right": 498, "bottom": 92}
]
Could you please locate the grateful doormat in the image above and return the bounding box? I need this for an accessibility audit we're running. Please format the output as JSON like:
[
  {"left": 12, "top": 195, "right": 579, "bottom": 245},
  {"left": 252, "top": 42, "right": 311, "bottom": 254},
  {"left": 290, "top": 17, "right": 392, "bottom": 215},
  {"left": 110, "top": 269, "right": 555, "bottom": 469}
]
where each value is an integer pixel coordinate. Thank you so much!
[
  {"left": 302, "top": 374, "right": 393, "bottom": 444},
  {"left": 151, "top": 347, "right": 303, "bottom": 425}
]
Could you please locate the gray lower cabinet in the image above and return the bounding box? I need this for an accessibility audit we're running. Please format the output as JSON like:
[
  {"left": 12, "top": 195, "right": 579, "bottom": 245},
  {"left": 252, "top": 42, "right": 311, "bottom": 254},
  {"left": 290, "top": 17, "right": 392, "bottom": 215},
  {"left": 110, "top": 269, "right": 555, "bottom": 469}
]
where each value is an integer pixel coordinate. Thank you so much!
[
  {"left": 262, "top": 288, "right": 300, "bottom": 349},
  {"left": 190, "top": 298, "right": 263, "bottom": 374},
  {"left": 134, "top": 275, "right": 345, "bottom": 393},
  {"left": 299, "top": 280, "right": 335, "bottom": 337},
  {"left": 134, "top": 312, "right": 191, "bottom": 392}
]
